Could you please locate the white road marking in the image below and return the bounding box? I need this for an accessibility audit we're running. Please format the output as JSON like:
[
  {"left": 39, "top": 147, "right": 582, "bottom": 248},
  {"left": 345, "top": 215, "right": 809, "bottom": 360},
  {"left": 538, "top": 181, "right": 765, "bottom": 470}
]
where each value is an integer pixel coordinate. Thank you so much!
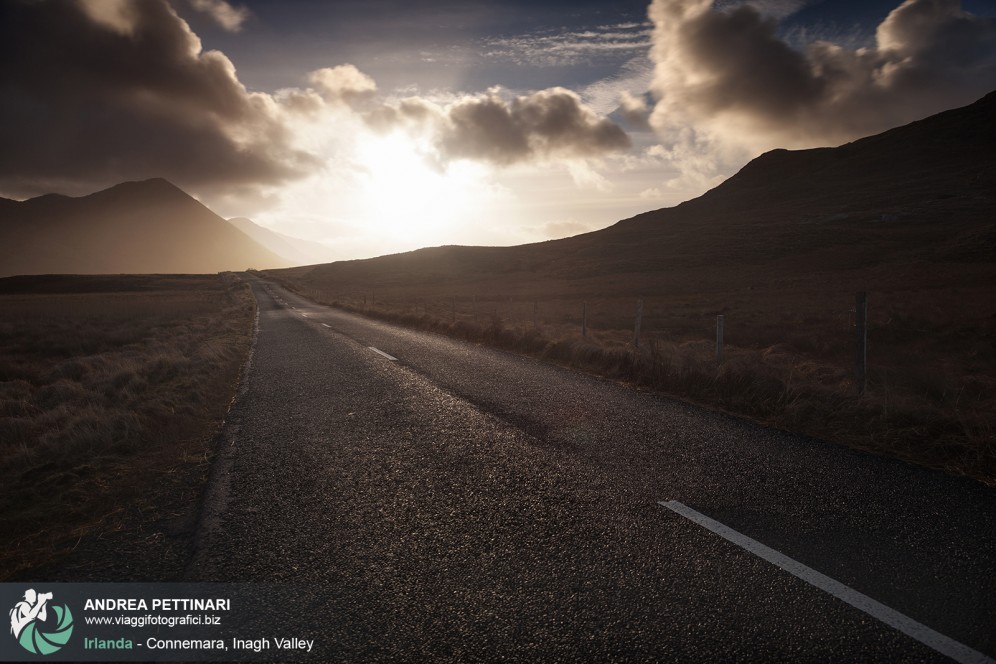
[
  {"left": 368, "top": 346, "right": 397, "bottom": 361},
  {"left": 322, "top": 323, "right": 331, "bottom": 328},
  {"left": 301, "top": 313, "right": 309, "bottom": 317},
  {"left": 659, "top": 501, "right": 993, "bottom": 664}
]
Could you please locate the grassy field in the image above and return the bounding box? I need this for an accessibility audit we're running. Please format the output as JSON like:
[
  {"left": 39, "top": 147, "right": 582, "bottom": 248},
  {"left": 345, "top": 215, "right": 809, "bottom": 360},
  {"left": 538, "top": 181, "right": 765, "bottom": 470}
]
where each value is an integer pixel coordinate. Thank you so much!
[
  {"left": 0, "top": 274, "right": 255, "bottom": 579},
  {"left": 270, "top": 271, "right": 995, "bottom": 485}
]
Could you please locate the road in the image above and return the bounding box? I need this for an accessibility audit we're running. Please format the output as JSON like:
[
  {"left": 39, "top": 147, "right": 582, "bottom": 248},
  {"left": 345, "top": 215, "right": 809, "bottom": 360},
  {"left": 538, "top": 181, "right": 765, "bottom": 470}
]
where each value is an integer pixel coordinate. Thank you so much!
[{"left": 188, "top": 275, "right": 996, "bottom": 661}]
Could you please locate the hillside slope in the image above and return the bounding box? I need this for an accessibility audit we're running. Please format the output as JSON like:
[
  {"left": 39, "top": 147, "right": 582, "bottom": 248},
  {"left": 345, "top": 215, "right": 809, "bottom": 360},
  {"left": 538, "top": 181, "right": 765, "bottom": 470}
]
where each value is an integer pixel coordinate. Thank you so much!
[
  {"left": 228, "top": 217, "right": 335, "bottom": 266},
  {"left": 272, "top": 91, "right": 995, "bottom": 297}
]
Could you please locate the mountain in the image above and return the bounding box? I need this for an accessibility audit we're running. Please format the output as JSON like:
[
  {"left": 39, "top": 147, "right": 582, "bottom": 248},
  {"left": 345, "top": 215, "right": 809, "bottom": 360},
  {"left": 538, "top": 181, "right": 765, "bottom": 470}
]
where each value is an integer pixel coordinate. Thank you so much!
[
  {"left": 272, "top": 91, "right": 996, "bottom": 297},
  {"left": 228, "top": 217, "right": 336, "bottom": 266},
  {"left": 0, "top": 179, "right": 288, "bottom": 276}
]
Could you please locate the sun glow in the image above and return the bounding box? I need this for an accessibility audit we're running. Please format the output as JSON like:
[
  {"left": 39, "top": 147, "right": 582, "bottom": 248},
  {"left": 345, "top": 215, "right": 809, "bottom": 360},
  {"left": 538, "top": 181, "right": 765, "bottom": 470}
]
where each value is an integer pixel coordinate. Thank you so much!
[{"left": 354, "top": 132, "right": 488, "bottom": 245}]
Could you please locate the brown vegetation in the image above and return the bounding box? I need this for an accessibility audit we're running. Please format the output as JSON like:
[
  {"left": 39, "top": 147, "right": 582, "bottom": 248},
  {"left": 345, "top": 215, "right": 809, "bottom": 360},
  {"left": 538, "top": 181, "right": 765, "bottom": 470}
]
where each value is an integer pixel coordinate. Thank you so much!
[
  {"left": 268, "top": 262, "right": 995, "bottom": 486},
  {"left": 279, "top": 277, "right": 991, "bottom": 483},
  {"left": 0, "top": 274, "right": 255, "bottom": 579}
]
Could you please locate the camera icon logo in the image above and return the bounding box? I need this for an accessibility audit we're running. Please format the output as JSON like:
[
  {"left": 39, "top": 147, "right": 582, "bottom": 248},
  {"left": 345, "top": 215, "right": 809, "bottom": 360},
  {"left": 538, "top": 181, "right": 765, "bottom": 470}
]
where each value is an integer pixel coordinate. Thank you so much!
[{"left": 9, "top": 589, "right": 74, "bottom": 655}]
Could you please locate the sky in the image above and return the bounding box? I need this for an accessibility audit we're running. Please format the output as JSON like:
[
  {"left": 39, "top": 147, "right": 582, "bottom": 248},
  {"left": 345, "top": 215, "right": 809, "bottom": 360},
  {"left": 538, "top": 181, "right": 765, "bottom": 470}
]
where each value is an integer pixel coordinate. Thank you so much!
[{"left": 1, "top": 0, "right": 994, "bottom": 260}]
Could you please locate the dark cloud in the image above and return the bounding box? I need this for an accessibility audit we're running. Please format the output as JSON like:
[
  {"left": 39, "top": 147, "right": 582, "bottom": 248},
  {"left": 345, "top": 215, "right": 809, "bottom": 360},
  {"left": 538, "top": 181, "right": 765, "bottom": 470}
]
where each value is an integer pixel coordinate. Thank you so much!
[
  {"left": 0, "top": 0, "right": 316, "bottom": 198},
  {"left": 649, "top": 0, "right": 996, "bottom": 150},
  {"left": 436, "top": 88, "right": 632, "bottom": 165}
]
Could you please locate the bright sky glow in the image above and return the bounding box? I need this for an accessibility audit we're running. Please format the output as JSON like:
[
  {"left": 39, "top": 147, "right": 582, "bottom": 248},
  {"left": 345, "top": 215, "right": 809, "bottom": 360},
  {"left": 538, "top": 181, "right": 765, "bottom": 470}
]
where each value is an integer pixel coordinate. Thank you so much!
[
  {"left": 353, "top": 132, "right": 502, "bottom": 248},
  {"left": 1, "top": 0, "right": 994, "bottom": 262}
]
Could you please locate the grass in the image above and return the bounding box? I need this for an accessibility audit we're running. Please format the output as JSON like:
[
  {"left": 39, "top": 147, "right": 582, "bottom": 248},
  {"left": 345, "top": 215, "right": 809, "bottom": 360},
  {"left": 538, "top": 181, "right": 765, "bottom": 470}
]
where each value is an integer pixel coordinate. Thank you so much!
[
  {"left": 267, "top": 274, "right": 995, "bottom": 485},
  {"left": 0, "top": 274, "right": 255, "bottom": 579}
]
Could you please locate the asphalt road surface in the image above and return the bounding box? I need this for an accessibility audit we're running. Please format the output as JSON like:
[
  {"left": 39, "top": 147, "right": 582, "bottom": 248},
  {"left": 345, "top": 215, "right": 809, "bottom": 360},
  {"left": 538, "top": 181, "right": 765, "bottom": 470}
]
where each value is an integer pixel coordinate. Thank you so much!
[{"left": 188, "top": 275, "right": 996, "bottom": 662}]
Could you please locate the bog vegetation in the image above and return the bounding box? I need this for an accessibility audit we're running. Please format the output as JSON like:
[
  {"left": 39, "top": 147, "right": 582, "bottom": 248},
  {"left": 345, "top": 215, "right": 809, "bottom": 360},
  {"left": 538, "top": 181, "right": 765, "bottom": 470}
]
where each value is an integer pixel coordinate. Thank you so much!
[{"left": 0, "top": 274, "right": 254, "bottom": 579}]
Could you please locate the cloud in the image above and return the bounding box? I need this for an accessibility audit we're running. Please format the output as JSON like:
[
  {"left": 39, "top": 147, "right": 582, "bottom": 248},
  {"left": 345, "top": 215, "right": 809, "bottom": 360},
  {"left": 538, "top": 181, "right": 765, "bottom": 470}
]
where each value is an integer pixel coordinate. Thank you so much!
[
  {"left": 362, "top": 97, "right": 441, "bottom": 134},
  {"left": 434, "top": 88, "right": 632, "bottom": 166},
  {"left": 360, "top": 85, "right": 632, "bottom": 168},
  {"left": 188, "top": 0, "right": 249, "bottom": 32},
  {"left": 713, "top": 0, "right": 814, "bottom": 20},
  {"left": 309, "top": 65, "right": 378, "bottom": 106},
  {"left": 481, "top": 22, "right": 653, "bottom": 67},
  {"left": 0, "top": 0, "right": 632, "bottom": 206},
  {"left": 617, "top": 90, "right": 652, "bottom": 130},
  {"left": 0, "top": 0, "right": 315, "bottom": 198},
  {"left": 648, "top": 0, "right": 996, "bottom": 156},
  {"left": 581, "top": 55, "right": 655, "bottom": 116},
  {"left": 76, "top": 0, "right": 138, "bottom": 35}
]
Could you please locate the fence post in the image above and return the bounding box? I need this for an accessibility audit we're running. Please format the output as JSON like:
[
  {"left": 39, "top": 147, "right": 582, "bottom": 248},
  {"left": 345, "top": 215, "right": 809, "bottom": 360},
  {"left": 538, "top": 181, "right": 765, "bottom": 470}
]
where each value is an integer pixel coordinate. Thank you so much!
[
  {"left": 855, "top": 291, "right": 867, "bottom": 395},
  {"left": 634, "top": 299, "right": 643, "bottom": 348},
  {"left": 582, "top": 302, "right": 588, "bottom": 338},
  {"left": 716, "top": 314, "right": 724, "bottom": 362}
]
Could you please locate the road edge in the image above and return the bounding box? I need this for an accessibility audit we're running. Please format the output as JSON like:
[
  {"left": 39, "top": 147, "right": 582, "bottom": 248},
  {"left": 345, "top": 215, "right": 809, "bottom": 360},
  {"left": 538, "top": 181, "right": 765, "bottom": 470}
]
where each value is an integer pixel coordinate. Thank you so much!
[{"left": 184, "top": 275, "right": 261, "bottom": 580}]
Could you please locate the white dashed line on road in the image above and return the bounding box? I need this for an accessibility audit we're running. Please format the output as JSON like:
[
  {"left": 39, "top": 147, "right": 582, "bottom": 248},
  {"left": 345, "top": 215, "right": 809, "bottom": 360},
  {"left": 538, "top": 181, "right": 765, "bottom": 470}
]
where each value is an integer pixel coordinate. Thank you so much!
[
  {"left": 322, "top": 323, "right": 331, "bottom": 328},
  {"left": 659, "top": 500, "right": 993, "bottom": 664},
  {"left": 368, "top": 347, "right": 397, "bottom": 361}
]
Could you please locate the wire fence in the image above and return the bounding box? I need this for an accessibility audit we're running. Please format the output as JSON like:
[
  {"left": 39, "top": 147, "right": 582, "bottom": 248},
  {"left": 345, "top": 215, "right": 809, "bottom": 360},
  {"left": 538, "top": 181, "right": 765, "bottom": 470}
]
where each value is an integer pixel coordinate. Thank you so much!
[
  {"left": 296, "top": 287, "right": 861, "bottom": 354},
  {"left": 271, "top": 278, "right": 994, "bottom": 481},
  {"left": 282, "top": 283, "right": 992, "bottom": 408}
]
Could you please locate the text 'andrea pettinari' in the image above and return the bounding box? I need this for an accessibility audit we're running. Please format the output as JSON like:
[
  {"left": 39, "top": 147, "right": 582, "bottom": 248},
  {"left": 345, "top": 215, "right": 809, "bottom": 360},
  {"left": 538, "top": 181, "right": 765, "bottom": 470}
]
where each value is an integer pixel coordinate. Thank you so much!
[{"left": 83, "top": 598, "right": 231, "bottom": 611}]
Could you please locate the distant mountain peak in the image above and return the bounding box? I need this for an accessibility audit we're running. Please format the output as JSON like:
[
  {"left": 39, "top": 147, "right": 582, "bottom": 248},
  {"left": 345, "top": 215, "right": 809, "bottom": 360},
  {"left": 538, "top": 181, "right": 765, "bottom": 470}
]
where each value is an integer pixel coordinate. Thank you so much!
[
  {"left": 101, "top": 177, "right": 187, "bottom": 199},
  {"left": 0, "top": 179, "right": 288, "bottom": 276}
]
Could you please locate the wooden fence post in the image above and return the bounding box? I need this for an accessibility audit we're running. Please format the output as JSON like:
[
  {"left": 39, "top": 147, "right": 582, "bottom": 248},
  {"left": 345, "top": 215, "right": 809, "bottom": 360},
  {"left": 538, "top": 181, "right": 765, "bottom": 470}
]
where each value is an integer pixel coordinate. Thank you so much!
[
  {"left": 634, "top": 299, "right": 643, "bottom": 348},
  {"left": 582, "top": 302, "right": 588, "bottom": 338},
  {"left": 856, "top": 291, "right": 867, "bottom": 395},
  {"left": 716, "top": 314, "right": 724, "bottom": 362}
]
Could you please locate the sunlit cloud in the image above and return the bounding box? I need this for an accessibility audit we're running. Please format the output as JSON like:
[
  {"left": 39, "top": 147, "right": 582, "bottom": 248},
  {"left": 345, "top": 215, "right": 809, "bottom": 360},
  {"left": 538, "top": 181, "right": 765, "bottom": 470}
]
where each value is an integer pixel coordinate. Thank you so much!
[
  {"left": 188, "top": 0, "right": 250, "bottom": 32},
  {"left": 434, "top": 87, "right": 632, "bottom": 166},
  {"left": 309, "top": 65, "right": 378, "bottom": 107},
  {"left": 0, "top": 0, "right": 315, "bottom": 199},
  {"left": 646, "top": 0, "right": 996, "bottom": 191}
]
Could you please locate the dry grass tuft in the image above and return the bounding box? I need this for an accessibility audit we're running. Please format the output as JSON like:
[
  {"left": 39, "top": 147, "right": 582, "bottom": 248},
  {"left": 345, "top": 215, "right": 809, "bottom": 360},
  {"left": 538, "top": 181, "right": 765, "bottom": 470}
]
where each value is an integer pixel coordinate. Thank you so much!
[{"left": 0, "top": 273, "right": 255, "bottom": 579}]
